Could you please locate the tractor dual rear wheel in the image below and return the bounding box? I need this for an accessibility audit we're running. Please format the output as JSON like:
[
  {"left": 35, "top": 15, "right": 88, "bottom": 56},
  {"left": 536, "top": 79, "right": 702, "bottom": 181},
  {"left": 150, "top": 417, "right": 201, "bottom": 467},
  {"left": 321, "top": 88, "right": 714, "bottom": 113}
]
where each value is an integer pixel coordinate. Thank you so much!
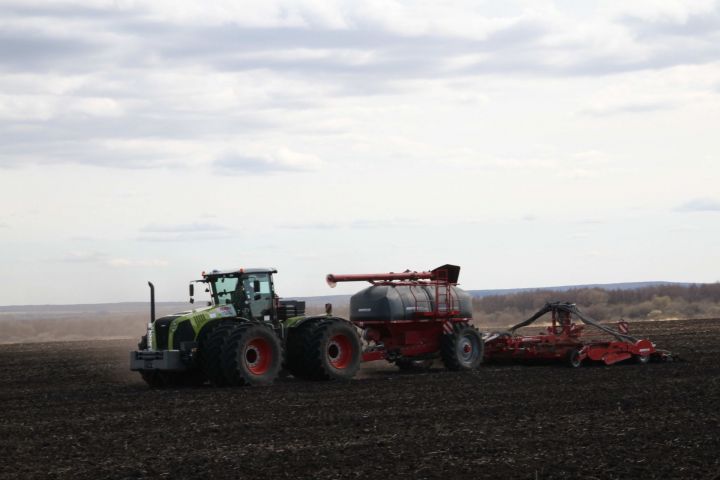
[
  {"left": 286, "top": 318, "right": 361, "bottom": 381},
  {"left": 221, "top": 324, "right": 283, "bottom": 386},
  {"left": 441, "top": 323, "right": 484, "bottom": 371},
  {"left": 203, "top": 321, "right": 283, "bottom": 387},
  {"left": 284, "top": 319, "right": 323, "bottom": 379}
]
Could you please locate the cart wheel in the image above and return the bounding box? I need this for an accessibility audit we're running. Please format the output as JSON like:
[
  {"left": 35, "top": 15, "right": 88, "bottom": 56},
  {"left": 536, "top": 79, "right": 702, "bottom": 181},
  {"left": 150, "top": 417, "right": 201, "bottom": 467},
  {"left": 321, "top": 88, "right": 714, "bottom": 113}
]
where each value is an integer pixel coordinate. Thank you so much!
[
  {"left": 441, "top": 323, "right": 483, "bottom": 371},
  {"left": 635, "top": 354, "right": 651, "bottom": 364},
  {"left": 567, "top": 349, "right": 582, "bottom": 368}
]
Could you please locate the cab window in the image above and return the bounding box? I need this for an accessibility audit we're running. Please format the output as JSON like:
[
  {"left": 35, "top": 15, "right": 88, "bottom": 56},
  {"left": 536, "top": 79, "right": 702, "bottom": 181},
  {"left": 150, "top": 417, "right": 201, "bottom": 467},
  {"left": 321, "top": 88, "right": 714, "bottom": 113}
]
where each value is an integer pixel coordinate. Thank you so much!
[
  {"left": 213, "top": 276, "right": 239, "bottom": 305},
  {"left": 244, "top": 273, "right": 272, "bottom": 320}
]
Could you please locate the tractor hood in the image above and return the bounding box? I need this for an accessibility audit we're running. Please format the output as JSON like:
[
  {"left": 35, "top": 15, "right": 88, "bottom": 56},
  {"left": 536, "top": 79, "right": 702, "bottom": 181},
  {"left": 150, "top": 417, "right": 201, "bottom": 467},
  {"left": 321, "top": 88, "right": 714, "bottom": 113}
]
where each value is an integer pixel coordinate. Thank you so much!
[
  {"left": 153, "top": 304, "right": 238, "bottom": 350},
  {"left": 167, "top": 304, "right": 237, "bottom": 322}
]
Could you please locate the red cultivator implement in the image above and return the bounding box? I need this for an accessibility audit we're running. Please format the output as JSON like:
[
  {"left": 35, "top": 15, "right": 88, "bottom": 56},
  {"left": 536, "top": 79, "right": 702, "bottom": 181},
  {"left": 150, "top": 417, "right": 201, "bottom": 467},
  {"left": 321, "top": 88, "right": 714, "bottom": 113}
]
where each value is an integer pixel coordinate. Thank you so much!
[{"left": 484, "top": 302, "right": 674, "bottom": 367}]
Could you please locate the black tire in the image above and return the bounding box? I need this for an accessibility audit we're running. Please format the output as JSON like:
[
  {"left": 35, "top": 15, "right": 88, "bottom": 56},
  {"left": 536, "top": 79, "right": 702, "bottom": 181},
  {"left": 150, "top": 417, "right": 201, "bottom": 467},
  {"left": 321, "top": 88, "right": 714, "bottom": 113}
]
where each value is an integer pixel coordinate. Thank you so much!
[
  {"left": 195, "top": 321, "right": 221, "bottom": 371},
  {"left": 301, "top": 319, "right": 361, "bottom": 381},
  {"left": 140, "top": 370, "right": 165, "bottom": 388},
  {"left": 441, "top": 323, "right": 484, "bottom": 371},
  {"left": 136, "top": 334, "right": 205, "bottom": 388},
  {"left": 635, "top": 353, "right": 651, "bottom": 364},
  {"left": 567, "top": 349, "right": 582, "bottom": 368},
  {"left": 284, "top": 319, "right": 326, "bottom": 379},
  {"left": 203, "top": 321, "right": 242, "bottom": 386},
  {"left": 396, "top": 358, "right": 434, "bottom": 372},
  {"left": 221, "top": 323, "right": 283, "bottom": 386}
]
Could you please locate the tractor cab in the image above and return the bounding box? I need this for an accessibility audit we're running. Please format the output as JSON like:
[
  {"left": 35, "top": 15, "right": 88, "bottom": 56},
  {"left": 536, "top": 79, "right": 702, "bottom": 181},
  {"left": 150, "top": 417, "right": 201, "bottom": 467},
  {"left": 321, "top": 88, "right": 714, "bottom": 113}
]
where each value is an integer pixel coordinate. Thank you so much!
[{"left": 192, "top": 268, "right": 278, "bottom": 323}]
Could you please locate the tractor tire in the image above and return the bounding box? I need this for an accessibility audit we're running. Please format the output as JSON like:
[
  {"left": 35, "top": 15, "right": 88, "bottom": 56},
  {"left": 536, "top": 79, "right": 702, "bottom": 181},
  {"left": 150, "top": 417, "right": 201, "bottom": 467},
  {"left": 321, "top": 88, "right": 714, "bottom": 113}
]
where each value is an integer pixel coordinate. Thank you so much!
[
  {"left": 221, "top": 323, "right": 283, "bottom": 386},
  {"left": 301, "top": 319, "right": 361, "bottom": 381},
  {"left": 195, "top": 322, "right": 219, "bottom": 371},
  {"left": 284, "top": 319, "right": 326, "bottom": 379},
  {"left": 140, "top": 370, "right": 165, "bottom": 388},
  {"left": 396, "top": 358, "right": 434, "bottom": 372},
  {"left": 441, "top": 323, "right": 484, "bottom": 371},
  {"left": 203, "top": 321, "right": 242, "bottom": 386},
  {"left": 567, "top": 349, "right": 583, "bottom": 368},
  {"left": 136, "top": 335, "right": 205, "bottom": 388}
]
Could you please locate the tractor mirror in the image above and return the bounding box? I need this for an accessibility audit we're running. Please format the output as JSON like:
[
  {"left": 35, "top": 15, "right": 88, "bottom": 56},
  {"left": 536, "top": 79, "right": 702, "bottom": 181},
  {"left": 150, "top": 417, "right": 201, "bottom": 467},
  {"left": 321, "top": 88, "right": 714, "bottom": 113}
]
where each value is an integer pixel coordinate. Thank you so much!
[
  {"left": 253, "top": 280, "right": 261, "bottom": 293},
  {"left": 189, "top": 283, "right": 194, "bottom": 297}
]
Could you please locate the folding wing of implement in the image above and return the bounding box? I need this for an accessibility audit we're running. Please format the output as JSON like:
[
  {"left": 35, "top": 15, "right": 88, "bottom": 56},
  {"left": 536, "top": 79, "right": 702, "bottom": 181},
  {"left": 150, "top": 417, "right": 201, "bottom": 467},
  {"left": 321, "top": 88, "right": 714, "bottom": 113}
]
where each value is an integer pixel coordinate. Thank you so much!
[{"left": 483, "top": 301, "right": 674, "bottom": 367}]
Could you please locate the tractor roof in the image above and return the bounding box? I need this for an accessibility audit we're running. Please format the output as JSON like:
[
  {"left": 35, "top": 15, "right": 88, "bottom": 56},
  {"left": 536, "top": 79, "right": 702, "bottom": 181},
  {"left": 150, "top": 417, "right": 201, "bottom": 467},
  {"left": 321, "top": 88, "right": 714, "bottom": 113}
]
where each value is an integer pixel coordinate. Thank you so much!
[{"left": 203, "top": 268, "right": 277, "bottom": 277}]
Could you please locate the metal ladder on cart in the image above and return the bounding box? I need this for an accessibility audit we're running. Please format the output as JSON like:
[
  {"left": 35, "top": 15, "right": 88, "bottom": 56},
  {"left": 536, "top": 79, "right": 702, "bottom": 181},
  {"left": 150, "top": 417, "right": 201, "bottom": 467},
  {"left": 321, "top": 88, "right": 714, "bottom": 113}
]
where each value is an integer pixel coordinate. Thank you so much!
[{"left": 433, "top": 268, "right": 455, "bottom": 317}]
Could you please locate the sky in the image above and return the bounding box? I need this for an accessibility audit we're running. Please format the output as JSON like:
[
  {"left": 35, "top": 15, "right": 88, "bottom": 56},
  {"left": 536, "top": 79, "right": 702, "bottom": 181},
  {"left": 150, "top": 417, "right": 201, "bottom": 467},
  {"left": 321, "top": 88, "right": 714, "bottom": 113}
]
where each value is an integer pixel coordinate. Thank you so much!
[{"left": 1, "top": 0, "right": 719, "bottom": 305}]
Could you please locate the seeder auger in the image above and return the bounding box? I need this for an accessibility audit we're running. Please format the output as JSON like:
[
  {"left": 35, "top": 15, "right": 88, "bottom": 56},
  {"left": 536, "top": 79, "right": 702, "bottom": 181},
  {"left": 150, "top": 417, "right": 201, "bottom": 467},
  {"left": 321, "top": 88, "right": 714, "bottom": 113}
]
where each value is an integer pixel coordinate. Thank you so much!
[{"left": 483, "top": 302, "right": 674, "bottom": 367}]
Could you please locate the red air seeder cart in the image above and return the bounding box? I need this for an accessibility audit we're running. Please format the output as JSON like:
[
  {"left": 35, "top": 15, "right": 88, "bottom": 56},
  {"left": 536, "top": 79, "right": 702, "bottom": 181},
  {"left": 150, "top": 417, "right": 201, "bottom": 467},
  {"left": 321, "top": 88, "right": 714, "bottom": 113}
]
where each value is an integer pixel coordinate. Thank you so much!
[{"left": 327, "top": 265, "right": 484, "bottom": 371}]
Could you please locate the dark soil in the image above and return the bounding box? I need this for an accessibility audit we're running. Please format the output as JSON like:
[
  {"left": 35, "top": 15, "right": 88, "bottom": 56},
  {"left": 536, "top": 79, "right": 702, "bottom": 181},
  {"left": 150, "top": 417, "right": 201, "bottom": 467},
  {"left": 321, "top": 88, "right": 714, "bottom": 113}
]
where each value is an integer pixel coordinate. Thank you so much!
[{"left": 1, "top": 319, "right": 719, "bottom": 479}]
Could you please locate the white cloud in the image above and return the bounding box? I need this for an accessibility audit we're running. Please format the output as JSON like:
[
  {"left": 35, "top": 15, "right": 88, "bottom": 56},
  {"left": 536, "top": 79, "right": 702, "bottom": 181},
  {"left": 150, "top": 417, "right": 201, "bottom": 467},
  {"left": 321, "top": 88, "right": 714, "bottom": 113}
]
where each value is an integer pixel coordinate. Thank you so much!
[
  {"left": 107, "top": 258, "right": 169, "bottom": 268},
  {"left": 677, "top": 198, "right": 720, "bottom": 212},
  {"left": 578, "top": 64, "right": 720, "bottom": 117},
  {"left": 609, "top": 0, "right": 719, "bottom": 24},
  {"left": 136, "top": 222, "right": 237, "bottom": 242},
  {"left": 59, "top": 251, "right": 168, "bottom": 268},
  {"left": 214, "top": 147, "right": 323, "bottom": 174},
  {"left": 60, "top": 251, "right": 108, "bottom": 263},
  {"left": 0, "top": 94, "right": 56, "bottom": 121},
  {"left": 70, "top": 97, "right": 124, "bottom": 117},
  {"left": 141, "top": 222, "right": 229, "bottom": 233}
]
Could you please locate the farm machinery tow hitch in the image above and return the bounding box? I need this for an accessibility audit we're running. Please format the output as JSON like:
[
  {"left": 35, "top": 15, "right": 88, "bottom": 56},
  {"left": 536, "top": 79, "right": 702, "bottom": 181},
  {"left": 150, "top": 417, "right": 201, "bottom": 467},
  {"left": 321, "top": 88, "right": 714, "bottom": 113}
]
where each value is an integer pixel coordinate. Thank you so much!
[{"left": 483, "top": 302, "right": 675, "bottom": 367}]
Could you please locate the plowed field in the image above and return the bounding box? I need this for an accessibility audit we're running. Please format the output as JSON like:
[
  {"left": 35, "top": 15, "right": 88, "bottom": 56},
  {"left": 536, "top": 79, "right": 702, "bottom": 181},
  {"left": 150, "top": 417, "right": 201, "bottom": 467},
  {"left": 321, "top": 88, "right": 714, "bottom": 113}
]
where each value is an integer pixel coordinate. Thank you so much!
[{"left": 1, "top": 319, "right": 719, "bottom": 479}]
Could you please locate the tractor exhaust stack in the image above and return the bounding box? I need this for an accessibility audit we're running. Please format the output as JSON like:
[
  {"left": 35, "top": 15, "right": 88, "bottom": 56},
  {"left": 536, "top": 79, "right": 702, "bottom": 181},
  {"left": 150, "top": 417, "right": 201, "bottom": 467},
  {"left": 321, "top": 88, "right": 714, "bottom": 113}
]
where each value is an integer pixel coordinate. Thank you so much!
[{"left": 148, "top": 281, "right": 155, "bottom": 323}]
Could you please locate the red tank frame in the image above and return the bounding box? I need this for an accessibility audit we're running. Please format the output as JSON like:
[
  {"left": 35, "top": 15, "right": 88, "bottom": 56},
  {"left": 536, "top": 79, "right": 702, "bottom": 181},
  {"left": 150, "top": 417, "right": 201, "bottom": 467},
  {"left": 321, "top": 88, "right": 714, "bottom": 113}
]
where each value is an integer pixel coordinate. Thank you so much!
[{"left": 326, "top": 265, "right": 471, "bottom": 363}]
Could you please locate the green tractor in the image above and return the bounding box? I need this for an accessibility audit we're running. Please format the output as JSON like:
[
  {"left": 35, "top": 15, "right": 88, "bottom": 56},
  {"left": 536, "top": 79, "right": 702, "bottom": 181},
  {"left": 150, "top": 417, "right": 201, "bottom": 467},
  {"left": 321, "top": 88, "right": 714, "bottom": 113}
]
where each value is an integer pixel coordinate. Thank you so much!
[{"left": 130, "top": 267, "right": 362, "bottom": 387}]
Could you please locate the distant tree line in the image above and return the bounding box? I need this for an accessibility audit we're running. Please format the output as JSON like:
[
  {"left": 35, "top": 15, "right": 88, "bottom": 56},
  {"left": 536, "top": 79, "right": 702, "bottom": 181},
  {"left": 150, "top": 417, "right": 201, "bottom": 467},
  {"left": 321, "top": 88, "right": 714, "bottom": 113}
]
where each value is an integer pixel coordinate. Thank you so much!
[{"left": 473, "top": 283, "right": 720, "bottom": 327}]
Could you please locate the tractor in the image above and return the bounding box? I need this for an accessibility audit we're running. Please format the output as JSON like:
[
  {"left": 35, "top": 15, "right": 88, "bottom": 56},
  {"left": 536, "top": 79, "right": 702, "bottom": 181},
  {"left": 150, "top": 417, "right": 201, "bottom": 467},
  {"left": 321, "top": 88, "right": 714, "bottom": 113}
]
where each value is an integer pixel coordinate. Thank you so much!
[
  {"left": 130, "top": 267, "right": 362, "bottom": 387},
  {"left": 131, "top": 264, "right": 483, "bottom": 387}
]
